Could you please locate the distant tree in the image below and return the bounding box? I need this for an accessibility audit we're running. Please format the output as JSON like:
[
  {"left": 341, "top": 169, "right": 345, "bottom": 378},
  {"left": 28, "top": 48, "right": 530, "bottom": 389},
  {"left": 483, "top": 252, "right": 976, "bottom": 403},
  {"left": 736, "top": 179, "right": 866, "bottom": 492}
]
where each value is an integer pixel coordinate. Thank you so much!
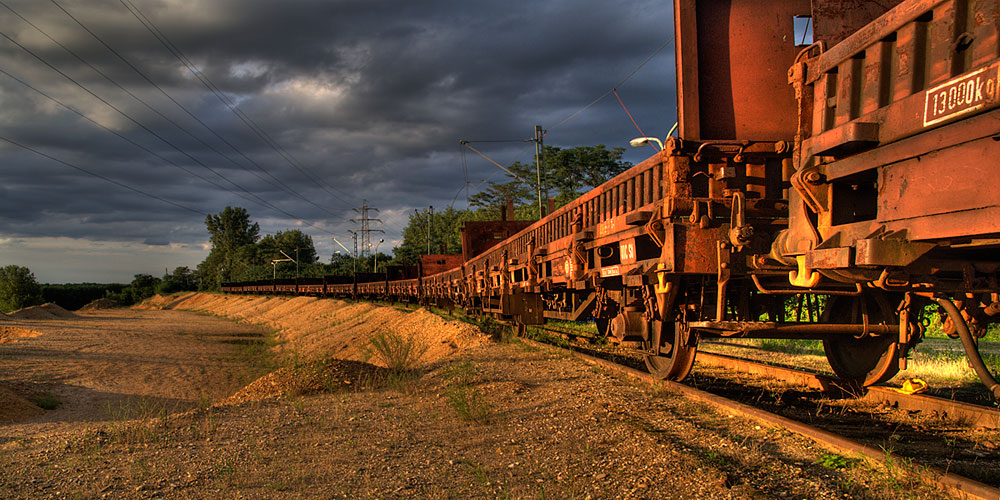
[
  {"left": 157, "top": 267, "right": 199, "bottom": 295},
  {"left": 127, "top": 274, "right": 160, "bottom": 303},
  {"left": 255, "top": 230, "right": 318, "bottom": 268},
  {"left": 468, "top": 144, "right": 631, "bottom": 218},
  {"left": 41, "top": 283, "right": 127, "bottom": 310},
  {"left": 394, "top": 206, "right": 479, "bottom": 265},
  {"left": 328, "top": 252, "right": 356, "bottom": 275},
  {"left": 0, "top": 265, "right": 43, "bottom": 313},
  {"left": 197, "top": 206, "right": 261, "bottom": 289},
  {"left": 468, "top": 180, "right": 532, "bottom": 218}
]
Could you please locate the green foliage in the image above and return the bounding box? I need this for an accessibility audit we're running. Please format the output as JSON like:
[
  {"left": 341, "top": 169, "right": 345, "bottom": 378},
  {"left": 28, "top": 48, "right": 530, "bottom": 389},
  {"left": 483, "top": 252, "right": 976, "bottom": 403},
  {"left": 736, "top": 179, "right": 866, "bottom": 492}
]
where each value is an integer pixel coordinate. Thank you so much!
[
  {"left": 814, "top": 453, "right": 856, "bottom": 470},
  {"left": 394, "top": 206, "right": 485, "bottom": 266},
  {"left": 390, "top": 144, "right": 629, "bottom": 267},
  {"left": 468, "top": 144, "right": 631, "bottom": 218},
  {"left": 40, "top": 283, "right": 127, "bottom": 310},
  {"left": 254, "top": 229, "right": 318, "bottom": 267},
  {"left": 156, "top": 266, "right": 199, "bottom": 295},
  {"left": 446, "top": 384, "right": 494, "bottom": 423},
  {"left": 0, "top": 265, "right": 43, "bottom": 313},
  {"left": 106, "top": 274, "right": 161, "bottom": 306},
  {"left": 198, "top": 206, "right": 261, "bottom": 289},
  {"left": 195, "top": 207, "right": 328, "bottom": 285}
]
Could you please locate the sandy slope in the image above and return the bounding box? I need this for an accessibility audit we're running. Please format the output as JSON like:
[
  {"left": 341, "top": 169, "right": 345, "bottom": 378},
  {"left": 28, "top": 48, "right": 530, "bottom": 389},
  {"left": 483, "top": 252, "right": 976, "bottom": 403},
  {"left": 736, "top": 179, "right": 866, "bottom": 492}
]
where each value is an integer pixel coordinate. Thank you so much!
[{"left": 145, "top": 292, "right": 485, "bottom": 366}]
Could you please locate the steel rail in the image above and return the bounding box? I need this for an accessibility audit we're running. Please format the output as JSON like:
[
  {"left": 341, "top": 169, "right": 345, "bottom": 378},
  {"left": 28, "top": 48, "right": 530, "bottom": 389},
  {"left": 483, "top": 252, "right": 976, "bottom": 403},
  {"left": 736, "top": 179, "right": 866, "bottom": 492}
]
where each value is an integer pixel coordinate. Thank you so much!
[
  {"left": 531, "top": 324, "right": 1000, "bottom": 429},
  {"left": 521, "top": 338, "right": 1000, "bottom": 500},
  {"left": 694, "top": 351, "right": 1000, "bottom": 429}
]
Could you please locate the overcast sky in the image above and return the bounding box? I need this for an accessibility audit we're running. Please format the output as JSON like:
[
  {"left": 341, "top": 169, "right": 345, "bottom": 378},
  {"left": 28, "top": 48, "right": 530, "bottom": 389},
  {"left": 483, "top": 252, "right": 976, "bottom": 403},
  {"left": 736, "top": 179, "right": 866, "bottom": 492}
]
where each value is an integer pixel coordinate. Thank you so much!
[{"left": 0, "top": 0, "right": 676, "bottom": 283}]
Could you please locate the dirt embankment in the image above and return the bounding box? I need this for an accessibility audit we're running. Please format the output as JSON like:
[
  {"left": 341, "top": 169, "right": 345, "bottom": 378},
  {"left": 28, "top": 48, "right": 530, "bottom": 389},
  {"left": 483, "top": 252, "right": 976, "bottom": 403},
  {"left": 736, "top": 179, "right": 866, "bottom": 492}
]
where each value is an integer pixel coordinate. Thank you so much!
[
  {"left": 142, "top": 292, "right": 485, "bottom": 367},
  {"left": 0, "top": 293, "right": 962, "bottom": 500}
]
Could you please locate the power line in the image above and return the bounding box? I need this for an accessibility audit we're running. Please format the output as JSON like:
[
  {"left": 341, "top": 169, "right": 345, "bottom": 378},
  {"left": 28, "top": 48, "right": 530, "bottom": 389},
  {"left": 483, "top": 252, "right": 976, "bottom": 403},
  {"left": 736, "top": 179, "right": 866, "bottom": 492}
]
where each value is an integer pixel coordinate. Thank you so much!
[
  {"left": 0, "top": 66, "right": 265, "bottom": 208},
  {"left": 0, "top": 0, "right": 342, "bottom": 220},
  {"left": 0, "top": 30, "right": 341, "bottom": 238},
  {"left": 115, "top": 0, "right": 408, "bottom": 237},
  {"left": 0, "top": 135, "right": 206, "bottom": 216},
  {"left": 44, "top": 0, "right": 344, "bottom": 219},
  {"left": 548, "top": 36, "right": 674, "bottom": 132},
  {"left": 117, "top": 0, "right": 360, "bottom": 210},
  {"left": 351, "top": 200, "right": 384, "bottom": 259},
  {"left": 0, "top": 29, "right": 284, "bottom": 214}
]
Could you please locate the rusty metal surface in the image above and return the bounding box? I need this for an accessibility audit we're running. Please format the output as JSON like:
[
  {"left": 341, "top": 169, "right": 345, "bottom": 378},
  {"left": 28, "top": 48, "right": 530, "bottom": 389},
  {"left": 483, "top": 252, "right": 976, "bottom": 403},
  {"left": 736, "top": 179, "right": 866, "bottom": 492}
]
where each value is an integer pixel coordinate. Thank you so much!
[
  {"left": 878, "top": 134, "right": 1000, "bottom": 225},
  {"left": 460, "top": 221, "right": 533, "bottom": 262},
  {"left": 420, "top": 254, "right": 463, "bottom": 277},
  {"left": 812, "top": 0, "right": 905, "bottom": 46},
  {"left": 801, "top": 0, "right": 1000, "bottom": 153},
  {"left": 673, "top": 0, "right": 808, "bottom": 141}
]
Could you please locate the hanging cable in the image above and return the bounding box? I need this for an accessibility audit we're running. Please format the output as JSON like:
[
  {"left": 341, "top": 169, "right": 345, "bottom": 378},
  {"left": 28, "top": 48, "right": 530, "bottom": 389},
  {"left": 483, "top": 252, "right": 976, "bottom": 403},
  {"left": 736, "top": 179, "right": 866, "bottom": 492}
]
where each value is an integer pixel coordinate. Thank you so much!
[
  {"left": 548, "top": 36, "right": 674, "bottom": 133},
  {"left": 1, "top": 1, "right": 344, "bottom": 220},
  {"left": 0, "top": 135, "right": 207, "bottom": 216},
  {"left": 0, "top": 30, "right": 342, "bottom": 237},
  {"left": 44, "top": 0, "right": 349, "bottom": 220},
  {"left": 613, "top": 88, "right": 659, "bottom": 153},
  {"left": 117, "top": 0, "right": 360, "bottom": 209}
]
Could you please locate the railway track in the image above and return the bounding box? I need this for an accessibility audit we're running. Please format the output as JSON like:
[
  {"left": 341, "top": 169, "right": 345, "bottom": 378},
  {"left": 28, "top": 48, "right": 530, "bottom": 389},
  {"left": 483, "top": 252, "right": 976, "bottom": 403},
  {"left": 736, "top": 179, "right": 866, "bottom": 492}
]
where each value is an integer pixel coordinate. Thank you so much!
[{"left": 521, "top": 324, "right": 1000, "bottom": 500}]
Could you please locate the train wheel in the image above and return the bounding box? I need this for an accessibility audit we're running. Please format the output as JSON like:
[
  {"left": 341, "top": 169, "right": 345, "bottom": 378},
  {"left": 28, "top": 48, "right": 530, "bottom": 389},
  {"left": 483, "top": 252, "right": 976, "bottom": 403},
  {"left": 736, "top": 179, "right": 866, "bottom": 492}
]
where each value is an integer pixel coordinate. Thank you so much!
[
  {"left": 643, "top": 319, "right": 697, "bottom": 381},
  {"left": 823, "top": 293, "right": 900, "bottom": 388}
]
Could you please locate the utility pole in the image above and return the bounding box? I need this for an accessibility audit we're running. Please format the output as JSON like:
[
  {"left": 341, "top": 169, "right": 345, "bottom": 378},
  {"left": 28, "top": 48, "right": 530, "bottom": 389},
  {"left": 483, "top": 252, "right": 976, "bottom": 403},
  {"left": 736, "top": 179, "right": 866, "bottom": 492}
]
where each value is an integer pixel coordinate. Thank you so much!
[
  {"left": 534, "top": 125, "right": 544, "bottom": 219},
  {"left": 351, "top": 200, "right": 384, "bottom": 260},
  {"left": 428, "top": 205, "right": 433, "bottom": 255},
  {"left": 347, "top": 231, "right": 358, "bottom": 274}
]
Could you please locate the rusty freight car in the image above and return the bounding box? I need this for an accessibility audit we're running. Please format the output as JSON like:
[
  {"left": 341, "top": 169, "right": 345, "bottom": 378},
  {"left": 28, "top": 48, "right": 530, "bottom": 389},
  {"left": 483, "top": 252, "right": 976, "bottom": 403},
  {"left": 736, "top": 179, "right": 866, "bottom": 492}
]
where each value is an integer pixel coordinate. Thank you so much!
[{"left": 223, "top": 0, "right": 1000, "bottom": 398}]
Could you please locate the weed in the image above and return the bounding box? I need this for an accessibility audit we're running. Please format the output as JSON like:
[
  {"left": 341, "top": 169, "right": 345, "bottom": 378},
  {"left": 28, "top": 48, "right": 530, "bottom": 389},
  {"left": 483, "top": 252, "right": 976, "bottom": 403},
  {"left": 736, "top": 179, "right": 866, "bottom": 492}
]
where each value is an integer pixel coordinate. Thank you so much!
[
  {"left": 462, "top": 460, "right": 490, "bottom": 486},
  {"left": 442, "top": 360, "right": 477, "bottom": 384},
  {"left": 103, "top": 397, "right": 168, "bottom": 444},
  {"left": 814, "top": 453, "right": 854, "bottom": 470},
  {"left": 32, "top": 393, "right": 61, "bottom": 410},
  {"left": 446, "top": 385, "right": 494, "bottom": 424},
  {"left": 363, "top": 329, "right": 429, "bottom": 374},
  {"left": 476, "top": 316, "right": 512, "bottom": 342},
  {"left": 704, "top": 450, "right": 729, "bottom": 466}
]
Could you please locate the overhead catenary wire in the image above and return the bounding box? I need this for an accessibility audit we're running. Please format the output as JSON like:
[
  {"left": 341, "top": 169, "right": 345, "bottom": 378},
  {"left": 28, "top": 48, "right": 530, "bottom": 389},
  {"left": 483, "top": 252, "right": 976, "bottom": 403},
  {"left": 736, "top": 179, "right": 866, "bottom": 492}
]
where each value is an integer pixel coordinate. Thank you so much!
[
  {"left": 117, "top": 0, "right": 415, "bottom": 237},
  {"left": 117, "top": 0, "right": 360, "bottom": 210},
  {"left": 547, "top": 36, "right": 674, "bottom": 133},
  {"left": 43, "top": 0, "right": 347, "bottom": 220},
  {"left": 0, "top": 0, "right": 343, "bottom": 220},
  {"left": 0, "top": 135, "right": 207, "bottom": 216},
  {"left": 0, "top": 30, "right": 341, "bottom": 237},
  {"left": 0, "top": 66, "right": 266, "bottom": 210},
  {"left": 0, "top": 29, "right": 277, "bottom": 210},
  {"left": 460, "top": 37, "right": 674, "bottom": 205},
  {"left": 613, "top": 88, "right": 659, "bottom": 153}
]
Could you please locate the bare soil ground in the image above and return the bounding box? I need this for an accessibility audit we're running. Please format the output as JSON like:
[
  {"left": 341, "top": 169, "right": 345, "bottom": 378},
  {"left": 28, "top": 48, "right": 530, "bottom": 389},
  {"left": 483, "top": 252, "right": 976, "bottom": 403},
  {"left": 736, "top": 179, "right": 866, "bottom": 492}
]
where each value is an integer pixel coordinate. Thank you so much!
[{"left": 0, "top": 294, "right": 962, "bottom": 499}]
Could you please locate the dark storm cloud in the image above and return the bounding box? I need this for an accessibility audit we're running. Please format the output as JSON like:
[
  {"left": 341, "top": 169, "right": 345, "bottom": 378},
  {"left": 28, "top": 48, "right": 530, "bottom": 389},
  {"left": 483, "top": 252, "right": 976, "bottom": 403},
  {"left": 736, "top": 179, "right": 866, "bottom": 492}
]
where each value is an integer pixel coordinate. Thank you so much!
[{"left": 0, "top": 0, "right": 676, "bottom": 281}]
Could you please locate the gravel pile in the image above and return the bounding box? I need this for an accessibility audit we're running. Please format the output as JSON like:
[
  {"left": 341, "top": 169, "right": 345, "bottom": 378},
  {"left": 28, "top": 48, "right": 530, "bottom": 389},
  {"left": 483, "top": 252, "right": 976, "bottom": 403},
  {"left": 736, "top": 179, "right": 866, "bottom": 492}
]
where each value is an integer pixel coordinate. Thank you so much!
[
  {"left": 0, "top": 385, "right": 43, "bottom": 424},
  {"left": 79, "top": 298, "right": 119, "bottom": 310},
  {"left": 7, "top": 303, "right": 77, "bottom": 320},
  {"left": 227, "top": 358, "right": 387, "bottom": 404}
]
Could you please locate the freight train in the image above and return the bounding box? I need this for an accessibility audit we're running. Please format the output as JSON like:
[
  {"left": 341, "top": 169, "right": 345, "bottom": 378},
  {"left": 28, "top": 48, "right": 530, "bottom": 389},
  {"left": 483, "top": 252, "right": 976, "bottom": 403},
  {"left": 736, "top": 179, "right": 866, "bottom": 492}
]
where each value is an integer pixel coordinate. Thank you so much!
[{"left": 224, "top": 0, "right": 1000, "bottom": 398}]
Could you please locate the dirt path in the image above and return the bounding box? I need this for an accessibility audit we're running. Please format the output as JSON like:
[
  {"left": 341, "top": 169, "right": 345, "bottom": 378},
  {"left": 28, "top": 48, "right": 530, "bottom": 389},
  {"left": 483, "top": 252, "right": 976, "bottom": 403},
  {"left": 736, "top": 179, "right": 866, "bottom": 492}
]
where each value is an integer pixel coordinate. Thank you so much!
[
  {"left": 0, "top": 308, "right": 268, "bottom": 435},
  {"left": 0, "top": 296, "right": 961, "bottom": 499}
]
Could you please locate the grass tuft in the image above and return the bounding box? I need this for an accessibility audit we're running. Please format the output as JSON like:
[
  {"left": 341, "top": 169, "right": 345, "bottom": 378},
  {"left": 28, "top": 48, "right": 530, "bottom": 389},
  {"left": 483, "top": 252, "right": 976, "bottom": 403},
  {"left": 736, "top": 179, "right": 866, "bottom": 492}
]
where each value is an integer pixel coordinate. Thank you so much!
[
  {"left": 445, "top": 385, "right": 494, "bottom": 424},
  {"left": 363, "top": 329, "right": 429, "bottom": 374}
]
